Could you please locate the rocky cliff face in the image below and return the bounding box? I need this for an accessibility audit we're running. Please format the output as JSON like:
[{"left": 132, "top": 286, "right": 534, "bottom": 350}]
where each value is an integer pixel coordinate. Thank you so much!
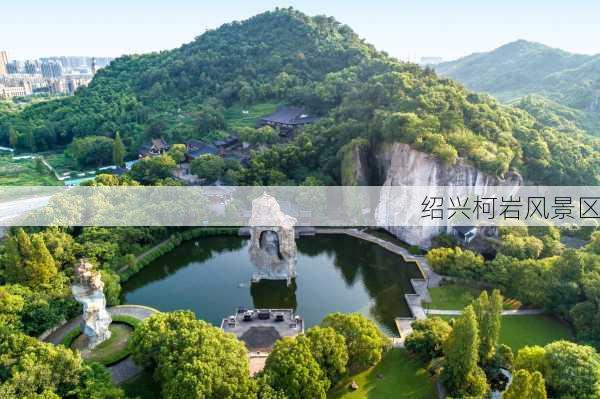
[{"left": 372, "top": 143, "right": 522, "bottom": 248}]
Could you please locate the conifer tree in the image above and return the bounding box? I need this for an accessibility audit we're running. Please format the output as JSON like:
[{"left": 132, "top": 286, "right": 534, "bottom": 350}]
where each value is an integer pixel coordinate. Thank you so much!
[
  {"left": 529, "top": 371, "right": 548, "bottom": 399},
  {"left": 112, "top": 132, "right": 125, "bottom": 167},
  {"left": 504, "top": 369, "right": 532, "bottom": 399},
  {"left": 472, "top": 289, "right": 503, "bottom": 365},
  {"left": 25, "top": 235, "right": 58, "bottom": 287},
  {"left": 3, "top": 234, "right": 22, "bottom": 283},
  {"left": 443, "top": 305, "right": 480, "bottom": 394}
]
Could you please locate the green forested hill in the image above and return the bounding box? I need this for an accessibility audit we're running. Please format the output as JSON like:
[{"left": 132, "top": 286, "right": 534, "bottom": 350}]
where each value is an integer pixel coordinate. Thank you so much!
[
  {"left": 0, "top": 9, "right": 376, "bottom": 153},
  {"left": 436, "top": 40, "right": 600, "bottom": 135},
  {"left": 0, "top": 10, "right": 599, "bottom": 185}
]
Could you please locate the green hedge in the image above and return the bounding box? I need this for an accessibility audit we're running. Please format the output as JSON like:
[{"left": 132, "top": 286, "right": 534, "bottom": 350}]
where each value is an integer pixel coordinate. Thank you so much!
[
  {"left": 59, "top": 314, "right": 140, "bottom": 347},
  {"left": 60, "top": 326, "right": 82, "bottom": 348},
  {"left": 111, "top": 314, "right": 142, "bottom": 329},
  {"left": 119, "top": 227, "right": 237, "bottom": 281}
]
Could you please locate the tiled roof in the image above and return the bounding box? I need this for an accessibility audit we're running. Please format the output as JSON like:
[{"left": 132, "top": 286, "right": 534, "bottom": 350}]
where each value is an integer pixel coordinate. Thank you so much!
[{"left": 259, "top": 106, "right": 318, "bottom": 125}]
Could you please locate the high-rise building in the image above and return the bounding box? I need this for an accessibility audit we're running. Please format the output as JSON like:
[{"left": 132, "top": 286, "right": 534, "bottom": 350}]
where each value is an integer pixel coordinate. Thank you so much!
[
  {"left": 6, "top": 60, "right": 22, "bottom": 74},
  {"left": 24, "top": 60, "right": 39, "bottom": 74},
  {"left": 0, "top": 51, "right": 8, "bottom": 76},
  {"left": 40, "top": 61, "right": 63, "bottom": 78}
]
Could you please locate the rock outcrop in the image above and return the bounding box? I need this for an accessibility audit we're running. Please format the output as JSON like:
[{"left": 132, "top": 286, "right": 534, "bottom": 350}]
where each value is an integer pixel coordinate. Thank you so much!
[
  {"left": 373, "top": 143, "right": 522, "bottom": 248},
  {"left": 248, "top": 193, "right": 297, "bottom": 285},
  {"left": 71, "top": 260, "right": 112, "bottom": 349}
]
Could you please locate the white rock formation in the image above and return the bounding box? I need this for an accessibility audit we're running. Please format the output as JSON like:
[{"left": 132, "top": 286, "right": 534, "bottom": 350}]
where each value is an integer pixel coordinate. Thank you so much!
[
  {"left": 374, "top": 143, "right": 523, "bottom": 248},
  {"left": 71, "top": 260, "right": 112, "bottom": 349},
  {"left": 248, "top": 193, "right": 297, "bottom": 285}
]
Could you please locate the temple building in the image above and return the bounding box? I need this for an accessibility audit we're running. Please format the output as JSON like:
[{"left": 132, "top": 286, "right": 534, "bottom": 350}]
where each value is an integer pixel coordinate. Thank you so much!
[{"left": 257, "top": 106, "right": 318, "bottom": 135}]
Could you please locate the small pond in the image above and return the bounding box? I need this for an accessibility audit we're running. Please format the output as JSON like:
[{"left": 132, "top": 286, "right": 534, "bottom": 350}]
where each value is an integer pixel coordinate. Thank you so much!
[{"left": 122, "top": 234, "right": 421, "bottom": 335}]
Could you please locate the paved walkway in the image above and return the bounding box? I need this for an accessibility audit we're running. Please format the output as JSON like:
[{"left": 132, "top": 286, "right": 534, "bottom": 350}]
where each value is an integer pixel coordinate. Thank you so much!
[
  {"left": 42, "top": 304, "right": 159, "bottom": 384},
  {"left": 426, "top": 308, "right": 545, "bottom": 316}
]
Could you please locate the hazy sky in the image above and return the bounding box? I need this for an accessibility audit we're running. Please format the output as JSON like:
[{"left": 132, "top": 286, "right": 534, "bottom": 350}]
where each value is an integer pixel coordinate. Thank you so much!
[{"left": 2, "top": 0, "right": 599, "bottom": 62}]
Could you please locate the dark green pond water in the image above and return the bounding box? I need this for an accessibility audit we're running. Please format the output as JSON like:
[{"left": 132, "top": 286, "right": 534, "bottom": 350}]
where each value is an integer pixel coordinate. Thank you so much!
[{"left": 122, "top": 234, "right": 421, "bottom": 335}]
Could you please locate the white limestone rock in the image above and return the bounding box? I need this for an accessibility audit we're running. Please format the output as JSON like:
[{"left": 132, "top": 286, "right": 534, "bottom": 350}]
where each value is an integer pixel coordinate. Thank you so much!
[{"left": 71, "top": 260, "right": 112, "bottom": 349}]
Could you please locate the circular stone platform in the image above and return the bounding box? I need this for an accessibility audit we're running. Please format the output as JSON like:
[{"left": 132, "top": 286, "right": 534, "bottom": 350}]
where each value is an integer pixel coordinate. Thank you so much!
[{"left": 42, "top": 305, "right": 159, "bottom": 384}]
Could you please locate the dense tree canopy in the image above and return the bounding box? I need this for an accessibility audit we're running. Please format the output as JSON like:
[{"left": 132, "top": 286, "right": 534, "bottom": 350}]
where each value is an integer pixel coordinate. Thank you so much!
[
  {"left": 67, "top": 135, "right": 115, "bottom": 168},
  {"left": 299, "top": 326, "right": 349, "bottom": 384},
  {"left": 129, "top": 311, "right": 254, "bottom": 399},
  {"left": 405, "top": 316, "right": 452, "bottom": 362},
  {"left": 0, "top": 329, "right": 123, "bottom": 398},
  {"left": 262, "top": 337, "right": 330, "bottom": 399},
  {"left": 321, "top": 312, "right": 388, "bottom": 371}
]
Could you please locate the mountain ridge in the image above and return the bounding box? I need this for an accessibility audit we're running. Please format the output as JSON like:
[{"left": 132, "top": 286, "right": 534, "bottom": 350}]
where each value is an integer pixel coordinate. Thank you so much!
[
  {"left": 436, "top": 40, "right": 600, "bottom": 135},
  {"left": 0, "top": 9, "right": 599, "bottom": 185}
]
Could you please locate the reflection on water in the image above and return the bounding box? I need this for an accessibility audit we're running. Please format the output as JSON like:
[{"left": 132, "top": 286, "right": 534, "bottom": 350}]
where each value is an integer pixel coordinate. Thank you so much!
[{"left": 122, "top": 234, "right": 421, "bottom": 335}]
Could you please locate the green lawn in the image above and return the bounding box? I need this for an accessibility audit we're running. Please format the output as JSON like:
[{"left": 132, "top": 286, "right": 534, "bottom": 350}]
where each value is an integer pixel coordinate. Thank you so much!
[
  {"left": 0, "top": 155, "right": 61, "bottom": 186},
  {"left": 223, "top": 102, "right": 279, "bottom": 128},
  {"left": 499, "top": 315, "right": 573, "bottom": 351},
  {"left": 121, "top": 370, "right": 161, "bottom": 399},
  {"left": 43, "top": 151, "right": 79, "bottom": 174},
  {"left": 427, "top": 284, "right": 522, "bottom": 311},
  {"left": 427, "top": 284, "right": 481, "bottom": 310},
  {"left": 438, "top": 314, "right": 573, "bottom": 352},
  {"left": 329, "top": 349, "right": 436, "bottom": 399}
]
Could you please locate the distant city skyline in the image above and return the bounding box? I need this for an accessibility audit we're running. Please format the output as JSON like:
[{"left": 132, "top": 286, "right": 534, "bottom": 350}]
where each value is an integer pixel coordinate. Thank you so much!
[{"left": 1, "top": 0, "right": 599, "bottom": 62}]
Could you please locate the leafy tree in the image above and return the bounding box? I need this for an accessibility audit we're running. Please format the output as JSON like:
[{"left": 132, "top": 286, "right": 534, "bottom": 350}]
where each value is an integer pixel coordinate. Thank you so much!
[
  {"left": 167, "top": 143, "right": 187, "bottom": 163},
  {"left": 0, "top": 329, "right": 123, "bottom": 398},
  {"left": 300, "top": 326, "right": 348, "bottom": 384},
  {"left": 426, "top": 247, "right": 485, "bottom": 279},
  {"left": 514, "top": 345, "right": 546, "bottom": 374},
  {"left": 494, "top": 344, "right": 514, "bottom": 370},
  {"left": 100, "top": 269, "right": 121, "bottom": 306},
  {"left": 190, "top": 154, "right": 225, "bottom": 183},
  {"left": 442, "top": 305, "right": 489, "bottom": 397},
  {"left": 129, "top": 154, "right": 176, "bottom": 184},
  {"left": 504, "top": 369, "right": 532, "bottom": 399},
  {"left": 195, "top": 104, "right": 226, "bottom": 134},
  {"left": 405, "top": 317, "right": 452, "bottom": 361},
  {"left": 68, "top": 135, "right": 114, "bottom": 167},
  {"left": 543, "top": 340, "right": 600, "bottom": 399},
  {"left": 499, "top": 234, "right": 544, "bottom": 260},
  {"left": 237, "top": 126, "right": 279, "bottom": 146},
  {"left": 112, "top": 131, "right": 125, "bottom": 167},
  {"left": 129, "top": 311, "right": 254, "bottom": 398},
  {"left": 321, "top": 313, "right": 389, "bottom": 371},
  {"left": 262, "top": 337, "right": 329, "bottom": 399}
]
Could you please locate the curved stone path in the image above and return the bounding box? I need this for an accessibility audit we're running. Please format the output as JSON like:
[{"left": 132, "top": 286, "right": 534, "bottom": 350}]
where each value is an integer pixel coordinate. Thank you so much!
[{"left": 42, "top": 304, "right": 159, "bottom": 384}]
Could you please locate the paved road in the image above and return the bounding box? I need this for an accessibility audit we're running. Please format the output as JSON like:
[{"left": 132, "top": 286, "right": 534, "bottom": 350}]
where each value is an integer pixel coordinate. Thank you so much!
[{"left": 0, "top": 195, "right": 52, "bottom": 224}]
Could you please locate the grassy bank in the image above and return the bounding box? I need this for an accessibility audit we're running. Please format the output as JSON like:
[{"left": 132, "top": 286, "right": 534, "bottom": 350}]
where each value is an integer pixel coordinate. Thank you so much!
[
  {"left": 329, "top": 349, "right": 436, "bottom": 399},
  {"left": 499, "top": 315, "right": 573, "bottom": 351}
]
